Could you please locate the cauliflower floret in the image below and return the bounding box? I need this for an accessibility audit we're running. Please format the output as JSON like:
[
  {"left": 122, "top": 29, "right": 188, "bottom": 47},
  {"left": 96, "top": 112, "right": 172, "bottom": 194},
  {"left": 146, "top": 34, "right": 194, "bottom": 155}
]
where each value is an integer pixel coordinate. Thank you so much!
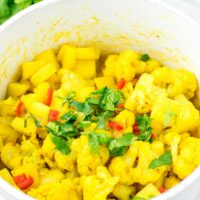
[
  {"left": 152, "top": 67, "right": 197, "bottom": 99},
  {"left": 71, "top": 135, "right": 109, "bottom": 175},
  {"left": 1, "top": 143, "right": 22, "bottom": 169},
  {"left": 54, "top": 150, "right": 77, "bottom": 171},
  {"left": 151, "top": 95, "right": 199, "bottom": 133},
  {"left": 60, "top": 69, "right": 94, "bottom": 94},
  {"left": 173, "top": 136, "right": 200, "bottom": 179},
  {"left": 81, "top": 166, "right": 119, "bottom": 200},
  {"left": 125, "top": 73, "right": 166, "bottom": 113},
  {"left": 109, "top": 141, "right": 166, "bottom": 185},
  {"left": 164, "top": 176, "right": 180, "bottom": 189},
  {"left": 41, "top": 135, "right": 56, "bottom": 159},
  {"left": 0, "top": 97, "right": 18, "bottom": 116}
]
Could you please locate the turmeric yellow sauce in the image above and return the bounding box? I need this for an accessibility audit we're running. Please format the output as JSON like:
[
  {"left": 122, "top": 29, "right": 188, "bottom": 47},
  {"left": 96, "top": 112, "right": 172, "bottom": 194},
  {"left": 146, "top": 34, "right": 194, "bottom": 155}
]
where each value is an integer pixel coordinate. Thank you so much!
[{"left": 0, "top": 45, "right": 200, "bottom": 200}]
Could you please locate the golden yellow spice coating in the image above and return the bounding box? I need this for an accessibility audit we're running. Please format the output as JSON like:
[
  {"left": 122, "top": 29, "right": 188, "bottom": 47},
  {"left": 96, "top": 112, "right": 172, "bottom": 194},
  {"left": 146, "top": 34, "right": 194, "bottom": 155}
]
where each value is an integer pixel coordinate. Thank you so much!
[{"left": 0, "top": 45, "right": 199, "bottom": 200}]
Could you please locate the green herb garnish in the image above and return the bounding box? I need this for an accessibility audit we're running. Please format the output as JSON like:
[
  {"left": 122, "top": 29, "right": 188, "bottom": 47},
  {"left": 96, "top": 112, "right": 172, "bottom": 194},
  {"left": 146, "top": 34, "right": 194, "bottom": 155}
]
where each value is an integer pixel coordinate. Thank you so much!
[
  {"left": 24, "top": 112, "right": 42, "bottom": 128},
  {"left": 148, "top": 151, "right": 172, "bottom": 169},
  {"left": 136, "top": 114, "right": 153, "bottom": 142},
  {"left": 108, "top": 133, "right": 137, "bottom": 157},
  {"left": 140, "top": 54, "right": 150, "bottom": 62}
]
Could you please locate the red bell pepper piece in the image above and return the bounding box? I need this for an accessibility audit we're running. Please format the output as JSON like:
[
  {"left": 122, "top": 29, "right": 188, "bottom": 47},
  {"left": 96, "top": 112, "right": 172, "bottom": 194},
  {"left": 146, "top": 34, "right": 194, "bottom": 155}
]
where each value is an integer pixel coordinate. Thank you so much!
[
  {"left": 108, "top": 121, "right": 123, "bottom": 131},
  {"left": 13, "top": 174, "right": 26, "bottom": 185},
  {"left": 48, "top": 110, "right": 59, "bottom": 121},
  {"left": 17, "top": 176, "right": 34, "bottom": 190},
  {"left": 44, "top": 87, "right": 53, "bottom": 106},
  {"left": 16, "top": 101, "right": 24, "bottom": 117},
  {"left": 117, "top": 104, "right": 124, "bottom": 109},
  {"left": 159, "top": 186, "right": 167, "bottom": 193},
  {"left": 117, "top": 79, "right": 126, "bottom": 89},
  {"left": 132, "top": 123, "right": 140, "bottom": 134}
]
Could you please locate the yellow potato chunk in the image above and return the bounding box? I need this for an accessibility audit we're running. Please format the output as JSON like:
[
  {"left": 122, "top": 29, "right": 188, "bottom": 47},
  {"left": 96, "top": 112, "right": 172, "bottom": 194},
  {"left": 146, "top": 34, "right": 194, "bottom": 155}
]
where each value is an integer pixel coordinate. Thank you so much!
[
  {"left": 113, "top": 184, "right": 135, "bottom": 200},
  {"left": 35, "top": 49, "right": 59, "bottom": 69},
  {"left": 164, "top": 176, "right": 180, "bottom": 189},
  {"left": 11, "top": 117, "right": 37, "bottom": 137},
  {"left": 33, "top": 82, "right": 50, "bottom": 102},
  {"left": 103, "top": 55, "right": 118, "bottom": 77},
  {"left": 0, "top": 97, "right": 18, "bottom": 116},
  {"left": 31, "top": 63, "right": 57, "bottom": 86},
  {"left": 41, "top": 135, "right": 56, "bottom": 159},
  {"left": 135, "top": 183, "right": 160, "bottom": 199},
  {"left": 7, "top": 82, "right": 30, "bottom": 97},
  {"left": 94, "top": 77, "right": 115, "bottom": 89},
  {"left": 76, "top": 47, "right": 100, "bottom": 59},
  {"left": 74, "top": 60, "right": 96, "bottom": 79},
  {"left": 57, "top": 44, "right": 77, "bottom": 70},
  {"left": 22, "top": 60, "right": 46, "bottom": 80},
  {"left": 0, "top": 123, "right": 18, "bottom": 144}
]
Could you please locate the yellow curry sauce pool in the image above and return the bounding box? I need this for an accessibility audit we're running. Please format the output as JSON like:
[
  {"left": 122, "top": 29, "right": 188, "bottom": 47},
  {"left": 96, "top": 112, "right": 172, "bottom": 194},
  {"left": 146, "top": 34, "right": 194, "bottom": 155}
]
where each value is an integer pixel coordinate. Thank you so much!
[{"left": 0, "top": 45, "right": 200, "bottom": 200}]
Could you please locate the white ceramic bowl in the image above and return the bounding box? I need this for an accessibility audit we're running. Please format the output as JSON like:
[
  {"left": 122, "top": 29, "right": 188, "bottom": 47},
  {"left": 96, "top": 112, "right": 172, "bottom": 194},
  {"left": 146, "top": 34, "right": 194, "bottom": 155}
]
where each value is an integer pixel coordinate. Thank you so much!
[{"left": 0, "top": 0, "right": 200, "bottom": 199}]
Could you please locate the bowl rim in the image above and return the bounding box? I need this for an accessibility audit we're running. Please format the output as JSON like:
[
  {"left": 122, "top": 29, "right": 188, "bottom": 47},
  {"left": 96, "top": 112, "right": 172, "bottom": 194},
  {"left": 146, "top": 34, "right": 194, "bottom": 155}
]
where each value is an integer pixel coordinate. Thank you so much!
[{"left": 0, "top": 0, "right": 200, "bottom": 199}]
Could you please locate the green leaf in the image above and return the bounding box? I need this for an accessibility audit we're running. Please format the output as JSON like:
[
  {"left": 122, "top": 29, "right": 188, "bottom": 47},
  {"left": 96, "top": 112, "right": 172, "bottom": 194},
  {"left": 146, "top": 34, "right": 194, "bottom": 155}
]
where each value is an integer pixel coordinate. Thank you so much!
[
  {"left": 70, "top": 101, "right": 93, "bottom": 116},
  {"left": 140, "top": 54, "right": 150, "bottom": 62},
  {"left": 108, "top": 133, "right": 137, "bottom": 157},
  {"left": 0, "top": 0, "right": 11, "bottom": 19},
  {"left": 136, "top": 114, "right": 153, "bottom": 142},
  {"left": 51, "top": 135, "right": 71, "bottom": 155},
  {"left": 77, "top": 121, "right": 91, "bottom": 129},
  {"left": 148, "top": 151, "right": 172, "bottom": 169},
  {"left": 164, "top": 111, "right": 177, "bottom": 127},
  {"left": 88, "top": 132, "right": 112, "bottom": 154},
  {"left": 11, "top": 1, "right": 32, "bottom": 15},
  {"left": 61, "top": 110, "right": 77, "bottom": 122},
  {"left": 24, "top": 113, "right": 42, "bottom": 128},
  {"left": 62, "top": 91, "right": 76, "bottom": 106},
  {"left": 96, "top": 115, "right": 106, "bottom": 129}
]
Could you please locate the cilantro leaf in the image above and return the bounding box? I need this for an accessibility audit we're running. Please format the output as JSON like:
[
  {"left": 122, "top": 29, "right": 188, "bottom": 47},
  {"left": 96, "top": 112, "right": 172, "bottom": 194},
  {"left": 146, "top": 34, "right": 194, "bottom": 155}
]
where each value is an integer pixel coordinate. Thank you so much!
[
  {"left": 61, "top": 110, "right": 77, "bottom": 122},
  {"left": 62, "top": 91, "right": 76, "bottom": 106},
  {"left": 46, "top": 121, "right": 79, "bottom": 139},
  {"left": 108, "top": 133, "right": 137, "bottom": 157},
  {"left": 88, "top": 132, "right": 112, "bottom": 154},
  {"left": 136, "top": 114, "right": 153, "bottom": 142},
  {"left": 148, "top": 151, "right": 172, "bottom": 169},
  {"left": 77, "top": 121, "right": 91, "bottom": 129},
  {"left": 51, "top": 135, "right": 71, "bottom": 155},
  {"left": 96, "top": 115, "right": 106, "bottom": 129},
  {"left": 140, "top": 54, "right": 150, "bottom": 62},
  {"left": 70, "top": 101, "right": 93, "bottom": 116},
  {"left": 164, "top": 111, "right": 177, "bottom": 127},
  {"left": 24, "top": 112, "right": 42, "bottom": 128}
]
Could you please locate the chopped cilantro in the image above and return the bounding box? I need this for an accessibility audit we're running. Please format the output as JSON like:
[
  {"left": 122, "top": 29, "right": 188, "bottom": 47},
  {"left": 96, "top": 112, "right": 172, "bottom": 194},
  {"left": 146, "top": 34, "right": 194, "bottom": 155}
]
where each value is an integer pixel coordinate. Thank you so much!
[
  {"left": 88, "top": 132, "right": 112, "bottom": 154},
  {"left": 140, "top": 54, "right": 150, "bottom": 62},
  {"left": 148, "top": 151, "right": 172, "bottom": 169},
  {"left": 108, "top": 133, "right": 137, "bottom": 157},
  {"left": 24, "top": 112, "right": 42, "bottom": 128},
  {"left": 61, "top": 110, "right": 78, "bottom": 122},
  {"left": 136, "top": 114, "right": 153, "bottom": 142},
  {"left": 77, "top": 121, "right": 91, "bottom": 130}
]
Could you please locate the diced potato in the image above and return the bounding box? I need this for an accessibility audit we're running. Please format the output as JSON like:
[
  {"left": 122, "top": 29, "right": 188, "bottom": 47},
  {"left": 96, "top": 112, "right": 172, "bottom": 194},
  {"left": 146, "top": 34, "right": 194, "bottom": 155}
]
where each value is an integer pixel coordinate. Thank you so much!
[
  {"left": 35, "top": 49, "right": 59, "bottom": 69},
  {"left": 22, "top": 60, "right": 46, "bottom": 80},
  {"left": 0, "top": 168, "right": 16, "bottom": 186},
  {"left": 41, "top": 135, "right": 55, "bottom": 159},
  {"left": 21, "top": 93, "right": 41, "bottom": 110},
  {"left": 7, "top": 82, "right": 30, "bottom": 97},
  {"left": 74, "top": 60, "right": 96, "bottom": 79},
  {"left": 0, "top": 137, "right": 3, "bottom": 151},
  {"left": 12, "top": 163, "right": 39, "bottom": 188},
  {"left": 103, "top": 55, "right": 118, "bottom": 77},
  {"left": 94, "top": 77, "right": 115, "bottom": 89},
  {"left": 77, "top": 86, "right": 95, "bottom": 102},
  {"left": 28, "top": 102, "right": 50, "bottom": 124},
  {"left": 113, "top": 184, "right": 135, "bottom": 200},
  {"left": 0, "top": 123, "right": 19, "bottom": 144},
  {"left": 11, "top": 117, "right": 37, "bottom": 137},
  {"left": 57, "top": 44, "right": 77, "bottom": 70},
  {"left": 34, "top": 82, "right": 50, "bottom": 102},
  {"left": 31, "top": 63, "right": 57, "bottom": 86},
  {"left": 0, "top": 116, "right": 14, "bottom": 125},
  {"left": 135, "top": 183, "right": 160, "bottom": 199},
  {"left": 76, "top": 47, "right": 100, "bottom": 59}
]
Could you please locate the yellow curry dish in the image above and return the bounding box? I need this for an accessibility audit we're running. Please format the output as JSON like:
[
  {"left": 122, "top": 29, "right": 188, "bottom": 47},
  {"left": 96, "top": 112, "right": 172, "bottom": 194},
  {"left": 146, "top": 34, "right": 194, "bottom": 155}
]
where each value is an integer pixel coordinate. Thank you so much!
[{"left": 0, "top": 45, "right": 200, "bottom": 200}]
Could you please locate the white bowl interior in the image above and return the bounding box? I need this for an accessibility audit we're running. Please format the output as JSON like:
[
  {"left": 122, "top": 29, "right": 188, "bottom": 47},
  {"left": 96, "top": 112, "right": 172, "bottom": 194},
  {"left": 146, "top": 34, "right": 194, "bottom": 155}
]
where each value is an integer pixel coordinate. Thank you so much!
[{"left": 0, "top": 0, "right": 200, "bottom": 199}]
